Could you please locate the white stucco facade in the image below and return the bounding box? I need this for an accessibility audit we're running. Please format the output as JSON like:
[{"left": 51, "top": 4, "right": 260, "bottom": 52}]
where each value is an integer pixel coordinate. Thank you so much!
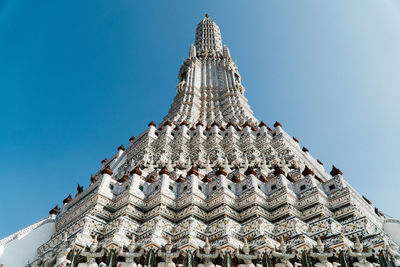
[
  {"left": 384, "top": 219, "right": 400, "bottom": 245},
  {"left": 0, "top": 216, "right": 55, "bottom": 266}
]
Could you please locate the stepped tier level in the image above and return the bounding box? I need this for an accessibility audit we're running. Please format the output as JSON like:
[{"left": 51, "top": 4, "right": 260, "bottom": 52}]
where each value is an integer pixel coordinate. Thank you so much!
[{"left": 1, "top": 15, "right": 400, "bottom": 267}]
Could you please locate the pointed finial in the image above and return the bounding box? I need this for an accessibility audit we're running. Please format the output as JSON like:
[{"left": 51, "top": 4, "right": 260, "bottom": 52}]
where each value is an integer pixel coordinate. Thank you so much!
[
  {"left": 259, "top": 173, "right": 268, "bottom": 183},
  {"left": 205, "top": 13, "right": 209, "bottom": 18},
  {"left": 302, "top": 166, "right": 314, "bottom": 177},
  {"left": 130, "top": 166, "right": 142, "bottom": 176},
  {"left": 90, "top": 174, "right": 98, "bottom": 184},
  {"left": 330, "top": 165, "right": 343, "bottom": 176},
  {"left": 63, "top": 194, "right": 72, "bottom": 205},
  {"left": 146, "top": 175, "right": 156, "bottom": 183},
  {"left": 49, "top": 205, "right": 59, "bottom": 215},
  {"left": 159, "top": 166, "right": 170, "bottom": 176},
  {"left": 77, "top": 184, "right": 84, "bottom": 194},
  {"left": 231, "top": 173, "right": 241, "bottom": 183},
  {"left": 216, "top": 166, "right": 227, "bottom": 176},
  {"left": 202, "top": 174, "right": 212, "bottom": 183},
  {"left": 187, "top": 166, "right": 199, "bottom": 176},
  {"left": 244, "top": 166, "right": 256, "bottom": 176},
  {"left": 101, "top": 165, "right": 113, "bottom": 175},
  {"left": 176, "top": 175, "right": 185, "bottom": 183}
]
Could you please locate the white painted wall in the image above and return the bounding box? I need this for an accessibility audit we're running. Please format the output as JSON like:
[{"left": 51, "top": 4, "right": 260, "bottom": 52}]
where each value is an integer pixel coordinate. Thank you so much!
[
  {"left": 384, "top": 218, "right": 400, "bottom": 245},
  {"left": 0, "top": 217, "right": 55, "bottom": 267}
]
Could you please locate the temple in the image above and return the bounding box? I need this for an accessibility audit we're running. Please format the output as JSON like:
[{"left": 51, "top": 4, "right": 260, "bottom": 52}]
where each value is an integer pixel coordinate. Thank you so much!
[{"left": 1, "top": 15, "right": 400, "bottom": 267}]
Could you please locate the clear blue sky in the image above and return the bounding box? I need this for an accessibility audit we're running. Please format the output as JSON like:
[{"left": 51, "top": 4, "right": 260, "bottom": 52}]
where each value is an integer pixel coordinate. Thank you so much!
[{"left": 1, "top": 0, "right": 400, "bottom": 238}]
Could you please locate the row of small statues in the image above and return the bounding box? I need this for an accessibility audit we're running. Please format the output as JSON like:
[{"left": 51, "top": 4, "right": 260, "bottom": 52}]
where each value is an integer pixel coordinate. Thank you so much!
[{"left": 29, "top": 235, "right": 400, "bottom": 267}]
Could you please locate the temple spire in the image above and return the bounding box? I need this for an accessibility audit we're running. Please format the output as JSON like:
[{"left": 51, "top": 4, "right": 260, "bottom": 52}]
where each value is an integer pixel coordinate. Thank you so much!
[
  {"left": 195, "top": 14, "right": 223, "bottom": 53},
  {"left": 164, "top": 16, "right": 257, "bottom": 126}
]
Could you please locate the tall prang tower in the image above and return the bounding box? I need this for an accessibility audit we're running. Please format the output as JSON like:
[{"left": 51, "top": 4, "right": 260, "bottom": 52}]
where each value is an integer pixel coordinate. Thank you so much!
[{"left": 1, "top": 15, "right": 400, "bottom": 267}]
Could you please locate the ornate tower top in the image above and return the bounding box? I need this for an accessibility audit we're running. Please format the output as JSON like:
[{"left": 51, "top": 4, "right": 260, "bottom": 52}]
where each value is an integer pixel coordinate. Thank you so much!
[
  {"left": 195, "top": 14, "right": 223, "bottom": 53},
  {"left": 163, "top": 15, "right": 256, "bottom": 126}
]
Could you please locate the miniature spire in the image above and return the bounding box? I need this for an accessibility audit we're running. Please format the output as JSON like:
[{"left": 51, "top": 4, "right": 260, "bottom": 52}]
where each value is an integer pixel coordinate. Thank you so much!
[
  {"left": 63, "top": 194, "right": 72, "bottom": 205},
  {"left": 90, "top": 174, "right": 98, "bottom": 184},
  {"left": 216, "top": 166, "right": 227, "bottom": 176},
  {"left": 244, "top": 166, "right": 257, "bottom": 176},
  {"left": 159, "top": 166, "right": 170, "bottom": 176},
  {"left": 101, "top": 165, "right": 113, "bottom": 175},
  {"left": 49, "top": 205, "right": 59, "bottom": 215},
  {"left": 202, "top": 174, "right": 212, "bottom": 183},
  {"left": 176, "top": 175, "right": 185, "bottom": 183},
  {"left": 189, "top": 44, "right": 196, "bottom": 58},
  {"left": 259, "top": 173, "right": 268, "bottom": 183},
  {"left": 130, "top": 166, "right": 142, "bottom": 176},
  {"left": 302, "top": 166, "right": 314, "bottom": 177},
  {"left": 231, "top": 173, "right": 241, "bottom": 183},
  {"left": 77, "top": 184, "right": 84, "bottom": 194},
  {"left": 146, "top": 175, "right": 156, "bottom": 183},
  {"left": 187, "top": 166, "right": 199, "bottom": 176},
  {"left": 223, "top": 45, "right": 231, "bottom": 59},
  {"left": 330, "top": 165, "right": 343, "bottom": 176}
]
